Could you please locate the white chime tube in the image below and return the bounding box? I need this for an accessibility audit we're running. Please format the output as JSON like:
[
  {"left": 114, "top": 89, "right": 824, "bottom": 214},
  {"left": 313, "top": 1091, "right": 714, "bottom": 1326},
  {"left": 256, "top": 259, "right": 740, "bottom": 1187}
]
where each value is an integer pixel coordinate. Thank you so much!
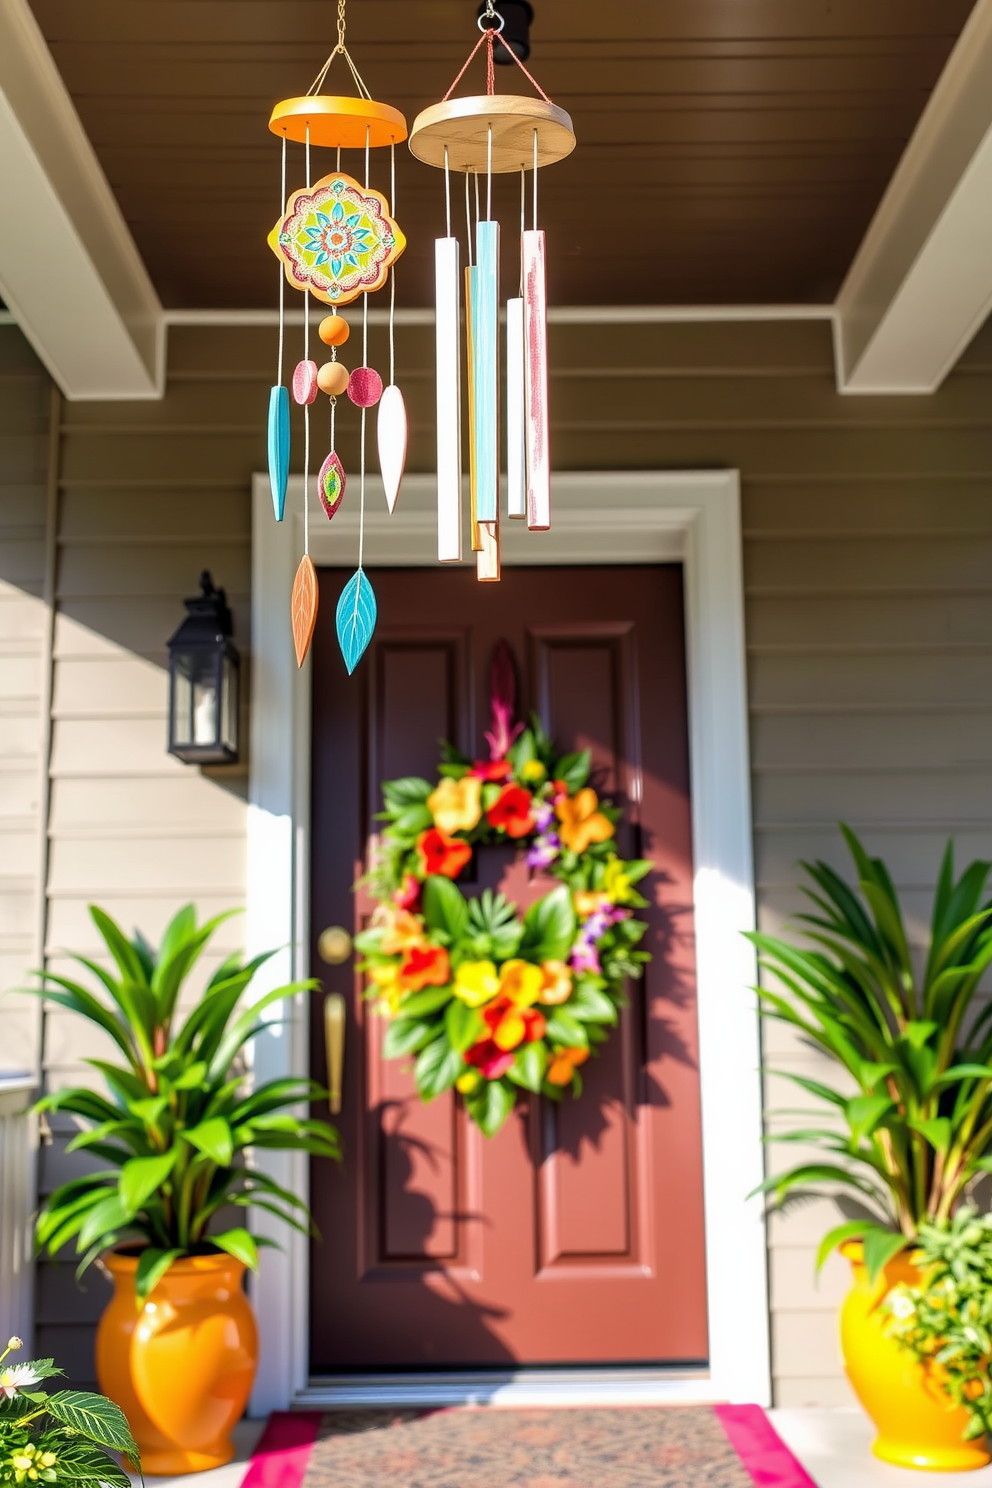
[
  {"left": 506, "top": 297, "right": 526, "bottom": 519},
  {"left": 522, "top": 228, "right": 550, "bottom": 531},
  {"left": 474, "top": 219, "right": 500, "bottom": 526},
  {"left": 435, "top": 236, "right": 462, "bottom": 563}
]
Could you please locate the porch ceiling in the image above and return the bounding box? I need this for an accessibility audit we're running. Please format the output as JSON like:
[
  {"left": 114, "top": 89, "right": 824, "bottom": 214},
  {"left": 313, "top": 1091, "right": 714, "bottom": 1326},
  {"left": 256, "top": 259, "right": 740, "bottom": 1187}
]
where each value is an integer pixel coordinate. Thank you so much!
[{"left": 25, "top": 0, "right": 977, "bottom": 310}]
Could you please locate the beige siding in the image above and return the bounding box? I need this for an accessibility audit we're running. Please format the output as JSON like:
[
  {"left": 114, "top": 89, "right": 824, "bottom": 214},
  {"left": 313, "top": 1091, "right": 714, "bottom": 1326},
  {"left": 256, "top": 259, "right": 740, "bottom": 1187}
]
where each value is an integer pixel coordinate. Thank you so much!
[
  {"left": 0, "top": 327, "right": 53, "bottom": 1080},
  {"left": 5, "top": 314, "right": 992, "bottom": 1397}
]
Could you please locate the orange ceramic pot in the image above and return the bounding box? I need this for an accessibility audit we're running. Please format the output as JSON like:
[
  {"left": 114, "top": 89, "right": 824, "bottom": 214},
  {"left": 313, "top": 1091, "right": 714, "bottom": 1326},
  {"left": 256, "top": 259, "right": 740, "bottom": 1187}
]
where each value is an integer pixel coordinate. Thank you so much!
[
  {"left": 840, "top": 1241, "right": 990, "bottom": 1472},
  {"left": 96, "top": 1251, "right": 258, "bottom": 1475}
]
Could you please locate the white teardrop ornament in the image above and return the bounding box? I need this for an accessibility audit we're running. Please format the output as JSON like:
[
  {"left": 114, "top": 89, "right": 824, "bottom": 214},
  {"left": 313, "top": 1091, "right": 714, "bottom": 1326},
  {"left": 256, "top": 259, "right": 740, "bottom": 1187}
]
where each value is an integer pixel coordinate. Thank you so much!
[{"left": 377, "top": 383, "right": 408, "bottom": 514}]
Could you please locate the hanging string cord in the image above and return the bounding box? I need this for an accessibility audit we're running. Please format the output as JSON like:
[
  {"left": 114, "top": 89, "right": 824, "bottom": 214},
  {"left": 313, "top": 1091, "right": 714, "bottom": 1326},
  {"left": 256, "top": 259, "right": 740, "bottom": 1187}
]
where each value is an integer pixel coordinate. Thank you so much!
[
  {"left": 533, "top": 128, "right": 538, "bottom": 228},
  {"left": 465, "top": 171, "right": 473, "bottom": 266},
  {"left": 487, "top": 124, "right": 492, "bottom": 219},
  {"left": 389, "top": 141, "right": 396, "bottom": 386},
  {"left": 444, "top": 146, "right": 452, "bottom": 238},
  {"left": 358, "top": 120, "right": 369, "bottom": 573},
  {"left": 277, "top": 133, "right": 287, "bottom": 383},
  {"left": 304, "top": 125, "right": 312, "bottom": 556},
  {"left": 441, "top": 10, "right": 552, "bottom": 104},
  {"left": 520, "top": 165, "right": 525, "bottom": 292},
  {"left": 308, "top": 3, "right": 372, "bottom": 100}
]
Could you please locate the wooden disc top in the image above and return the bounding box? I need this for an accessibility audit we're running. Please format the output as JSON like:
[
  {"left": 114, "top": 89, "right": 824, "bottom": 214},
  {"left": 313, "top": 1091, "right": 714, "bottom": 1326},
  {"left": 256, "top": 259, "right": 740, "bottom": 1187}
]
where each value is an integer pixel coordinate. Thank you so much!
[
  {"left": 269, "top": 95, "right": 408, "bottom": 149},
  {"left": 408, "top": 95, "right": 575, "bottom": 173}
]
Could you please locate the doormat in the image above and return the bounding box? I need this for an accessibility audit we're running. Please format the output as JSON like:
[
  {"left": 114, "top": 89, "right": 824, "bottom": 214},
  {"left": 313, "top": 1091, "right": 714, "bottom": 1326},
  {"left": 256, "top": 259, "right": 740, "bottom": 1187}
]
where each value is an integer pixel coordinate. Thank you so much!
[{"left": 240, "top": 1404, "right": 818, "bottom": 1488}]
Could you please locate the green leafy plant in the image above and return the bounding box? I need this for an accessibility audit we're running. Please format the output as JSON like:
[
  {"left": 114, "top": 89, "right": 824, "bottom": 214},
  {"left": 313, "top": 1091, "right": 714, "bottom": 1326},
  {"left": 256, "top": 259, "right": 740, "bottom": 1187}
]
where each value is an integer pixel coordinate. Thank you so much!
[
  {"left": 28, "top": 904, "right": 340, "bottom": 1298},
  {"left": 0, "top": 1336, "right": 140, "bottom": 1488},
  {"left": 750, "top": 827, "right": 992, "bottom": 1279},
  {"left": 886, "top": 1208, "right": 992, "bottom": 1441}
]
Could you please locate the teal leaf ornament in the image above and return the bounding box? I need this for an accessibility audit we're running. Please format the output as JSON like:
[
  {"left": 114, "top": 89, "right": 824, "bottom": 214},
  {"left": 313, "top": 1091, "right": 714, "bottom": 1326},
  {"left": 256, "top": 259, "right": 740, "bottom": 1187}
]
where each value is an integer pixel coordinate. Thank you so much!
[
  {"left": 335, "top": 568, "right": 377, "bottom": 674},
  {"left": 267, "top": 385, "right": 290, "bottom": 521}
]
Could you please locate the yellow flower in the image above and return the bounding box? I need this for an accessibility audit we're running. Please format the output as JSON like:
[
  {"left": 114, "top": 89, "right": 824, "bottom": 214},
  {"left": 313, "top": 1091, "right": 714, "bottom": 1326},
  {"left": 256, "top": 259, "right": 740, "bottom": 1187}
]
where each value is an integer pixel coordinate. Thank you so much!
[
  {"left": 574, "top": 890, "right": 609, "bottom": 920},
  {"left": 368, "top": 963, "right": 404, "bottom": 1015},
  {"left": 456, "top": 1070, "right": 481, "bottom": 1094},
  {"left": 428, "top": 775, "right": 482, "bottom": 834},
  {"left": 556, "top": 787, "right": 615, "bottom": 854},
  {"left": 453, "top": 959, "right": 500, "bottom": 1007},
  {"left": 498, "top": 958, "right": 544, "bottom": 1007},
  {"left": 538, "top": 960, "right": 573, "bottom": 1005},
  {"left": 379, "top": 909, "right": 425, "bottom": 955},
  {"left": 604, "top": 856, "right": 632, "bottom": 902},
  {"left": 520, "top": 759, "right": 546, "bottom": 784}
]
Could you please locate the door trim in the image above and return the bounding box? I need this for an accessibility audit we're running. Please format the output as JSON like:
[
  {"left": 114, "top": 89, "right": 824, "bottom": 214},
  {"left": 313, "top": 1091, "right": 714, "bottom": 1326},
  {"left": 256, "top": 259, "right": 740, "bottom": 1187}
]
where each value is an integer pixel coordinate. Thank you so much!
[{"left": 248, "top": 469, "right": 769, "bottom": 1410}]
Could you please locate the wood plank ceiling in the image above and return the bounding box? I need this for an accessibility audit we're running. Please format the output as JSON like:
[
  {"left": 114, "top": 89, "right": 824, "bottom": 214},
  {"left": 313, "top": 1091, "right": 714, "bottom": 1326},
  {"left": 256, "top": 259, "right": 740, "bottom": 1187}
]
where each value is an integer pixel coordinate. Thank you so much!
[{"left": 28, "top": 0, "right": 977, "bottom": 308}]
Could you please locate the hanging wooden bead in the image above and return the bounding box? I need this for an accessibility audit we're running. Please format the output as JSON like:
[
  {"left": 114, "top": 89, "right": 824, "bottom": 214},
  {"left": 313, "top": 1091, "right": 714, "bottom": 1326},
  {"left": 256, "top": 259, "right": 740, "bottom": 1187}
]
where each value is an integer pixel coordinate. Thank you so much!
[
  {"left": 318, "top": 362, "right": 351, "bottom": 397},
  {"left": 292, "top": 359, "right": 319, "bottom": 405},
  {"left": 319, "top": 314, "right": 351, "bottom": 347},
  {"left": 347, "top": 366, "right": 383, "bottom": 408}
]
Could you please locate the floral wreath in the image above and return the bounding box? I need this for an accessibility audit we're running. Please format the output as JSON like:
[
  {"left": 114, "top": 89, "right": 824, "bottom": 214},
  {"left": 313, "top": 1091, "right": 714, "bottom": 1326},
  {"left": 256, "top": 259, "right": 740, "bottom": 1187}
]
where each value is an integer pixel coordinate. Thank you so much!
[{"left": 356, "top": 644, "right": 652, "bottom": 1135}]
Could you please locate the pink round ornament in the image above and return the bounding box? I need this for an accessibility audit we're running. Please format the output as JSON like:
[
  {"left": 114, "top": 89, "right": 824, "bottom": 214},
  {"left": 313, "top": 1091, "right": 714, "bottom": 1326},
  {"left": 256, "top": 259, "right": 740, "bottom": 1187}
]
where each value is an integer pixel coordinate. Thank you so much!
[
  {"left": 292, "top": 359, "right": 319, "bottom": 405},
  {"left": 346, "top": 366, "right": 383, "bottom": 409}
]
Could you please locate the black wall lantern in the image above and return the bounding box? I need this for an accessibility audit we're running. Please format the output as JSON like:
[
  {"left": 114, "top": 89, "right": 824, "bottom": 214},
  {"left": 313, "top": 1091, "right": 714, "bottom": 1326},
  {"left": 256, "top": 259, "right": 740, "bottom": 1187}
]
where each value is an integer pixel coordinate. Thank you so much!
[
  {"left": 167, "top": 571, "right": 239, "bottom": 764},
  {"left": 477, "top": 0, "right": 533, "bottom": 63}
]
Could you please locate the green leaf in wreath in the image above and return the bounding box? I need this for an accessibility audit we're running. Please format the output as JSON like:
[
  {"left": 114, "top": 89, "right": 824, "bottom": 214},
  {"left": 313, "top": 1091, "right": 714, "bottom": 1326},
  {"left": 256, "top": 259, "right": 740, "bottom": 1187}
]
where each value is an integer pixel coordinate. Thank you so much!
[
  {"left": 382, "top": 777, "right": 433, "bottom": 809},
  {"left": 569, "top": 982, "right": 619, "bottom": 1024},
  {"left": 392, "top": 803, "right": 434, "bottom": 836},
  {"left": 383, "top": 1018, "right": 435, "bottom": 1058},
  {"left": 45, "top": 1392, "right": 140, "bottom": 1458},
  {"left": 508, "top": 1042, "right": 546, "bottom": 1092},
  {"left": 545, "top": 1009, "right": 589, "bottom": 1048},
  {"left": 519, "top": 884, "right": 576, "bottom": 963},
  {"left": 400, "top": 984, "right": 454, "bottom": 1018},
  {"left": 414, "top": 1037, "right": 463, "bottom": 1099},
  {"left": 469, "top": 1078, "right": 516, "bottom": 1136},
  {"left": 553, "top": 750, "right": 591, "bottom": 793},
  {"left": 422, "top": 875, "right": 470, "bottom": 941},
  {"left": 445, "top": 998, "right": 484, "bottom": 1053}
]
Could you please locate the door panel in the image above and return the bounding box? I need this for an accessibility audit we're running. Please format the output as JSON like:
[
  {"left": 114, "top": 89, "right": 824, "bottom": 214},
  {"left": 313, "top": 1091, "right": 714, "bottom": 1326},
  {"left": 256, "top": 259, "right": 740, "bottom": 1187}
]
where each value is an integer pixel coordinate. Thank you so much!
[{"left": 309, "top": 566, "right": 707, "bottom": 1370}]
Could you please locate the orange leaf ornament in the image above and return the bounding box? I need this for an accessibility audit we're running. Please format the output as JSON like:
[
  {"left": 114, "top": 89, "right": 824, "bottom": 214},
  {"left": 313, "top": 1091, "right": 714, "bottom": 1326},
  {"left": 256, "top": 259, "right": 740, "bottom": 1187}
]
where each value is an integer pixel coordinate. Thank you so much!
[{"left": 291, "top": 553, "right": 318, "bottom": 667}]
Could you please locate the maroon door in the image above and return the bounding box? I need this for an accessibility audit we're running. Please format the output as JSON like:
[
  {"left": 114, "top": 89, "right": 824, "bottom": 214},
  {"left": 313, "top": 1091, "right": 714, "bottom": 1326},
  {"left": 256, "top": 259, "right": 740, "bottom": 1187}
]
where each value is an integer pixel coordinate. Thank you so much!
[{"left": 308, "top": 565, "right": 707, "bottom": 1371}]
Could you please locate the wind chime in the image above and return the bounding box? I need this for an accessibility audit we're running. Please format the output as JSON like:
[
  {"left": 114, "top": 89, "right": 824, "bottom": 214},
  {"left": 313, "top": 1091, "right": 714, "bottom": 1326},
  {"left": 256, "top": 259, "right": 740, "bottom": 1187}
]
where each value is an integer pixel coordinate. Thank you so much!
[
  {"left": 266, "top": 0, "right": 408, "bottom": 672},
  {"left": 409, "top": 1, "right": 575, "bottom": 580}
]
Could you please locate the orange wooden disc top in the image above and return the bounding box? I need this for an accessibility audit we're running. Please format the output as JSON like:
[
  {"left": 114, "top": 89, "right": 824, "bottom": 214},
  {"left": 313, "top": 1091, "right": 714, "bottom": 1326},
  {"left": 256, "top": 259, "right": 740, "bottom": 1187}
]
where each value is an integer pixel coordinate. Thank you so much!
[{"left": 269, "top": 95, "right": 408, "bottom": 149}]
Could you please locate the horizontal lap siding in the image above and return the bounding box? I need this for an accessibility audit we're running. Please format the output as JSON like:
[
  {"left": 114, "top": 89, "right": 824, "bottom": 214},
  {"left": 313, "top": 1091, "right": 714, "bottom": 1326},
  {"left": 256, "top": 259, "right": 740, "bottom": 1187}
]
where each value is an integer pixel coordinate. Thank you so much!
[
  {"left": 17, "top": 315, "right": 992, "bottom": 1399},
  {"left": 0, "top": 328, "right": 50, "bottom": 1085}
]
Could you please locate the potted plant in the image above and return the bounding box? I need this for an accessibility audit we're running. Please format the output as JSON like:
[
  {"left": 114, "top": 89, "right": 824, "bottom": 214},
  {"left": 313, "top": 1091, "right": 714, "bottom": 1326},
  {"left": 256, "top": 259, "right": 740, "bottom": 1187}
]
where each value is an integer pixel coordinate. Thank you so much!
[
  {"left": 27, "top": 905, "right": 339, "bottom": 1476},
  {"left": 0, "top": 1336, "right": 141, "bottom": 1487},
  {"left": 751, "top": 828, "right": 992, "bottom": 1471}
]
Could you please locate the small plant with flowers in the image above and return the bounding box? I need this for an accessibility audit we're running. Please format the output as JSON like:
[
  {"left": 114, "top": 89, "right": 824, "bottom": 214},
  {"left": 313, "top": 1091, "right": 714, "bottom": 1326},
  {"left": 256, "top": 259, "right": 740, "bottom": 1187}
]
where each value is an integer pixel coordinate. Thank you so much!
[
  {"left": 0, "top": 1337, "right": 140, "bottom": 1488},
  {"left": 358, "top": 648, "right": 652, "bottom": 1134}
]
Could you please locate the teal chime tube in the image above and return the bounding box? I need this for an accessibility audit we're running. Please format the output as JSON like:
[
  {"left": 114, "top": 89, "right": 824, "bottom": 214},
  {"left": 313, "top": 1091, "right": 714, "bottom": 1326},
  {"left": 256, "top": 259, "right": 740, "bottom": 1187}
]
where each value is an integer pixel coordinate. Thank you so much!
[
  {"left": 267, "top": 385, "right": 290, "bottom": 521},
  {"left": 473, "top": 218, "right": 500, "bottom": 525}
]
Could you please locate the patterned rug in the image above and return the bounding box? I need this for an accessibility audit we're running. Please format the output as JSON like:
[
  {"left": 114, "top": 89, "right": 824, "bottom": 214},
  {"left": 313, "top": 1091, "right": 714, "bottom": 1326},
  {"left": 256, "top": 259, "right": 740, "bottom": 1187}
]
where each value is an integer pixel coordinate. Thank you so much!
[{"left": 240, "top": 1405, "right": 818, "bottom": 1488}]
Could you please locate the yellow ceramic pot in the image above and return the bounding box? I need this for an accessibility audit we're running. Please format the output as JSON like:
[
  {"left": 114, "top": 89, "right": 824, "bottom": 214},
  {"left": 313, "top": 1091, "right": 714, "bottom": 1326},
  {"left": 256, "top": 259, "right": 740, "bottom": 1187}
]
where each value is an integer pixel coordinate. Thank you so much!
[
  {"left": 96, "top": 1250, "right": 258, "bottom": 1475},
  {"left": 840, "top": 1240, "right": 990, "bottom": 1472}
]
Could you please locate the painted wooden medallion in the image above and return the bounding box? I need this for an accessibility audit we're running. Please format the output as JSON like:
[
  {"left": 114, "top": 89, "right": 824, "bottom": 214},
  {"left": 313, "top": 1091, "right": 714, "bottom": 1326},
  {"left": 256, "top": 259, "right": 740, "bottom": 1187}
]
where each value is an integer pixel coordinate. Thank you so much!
[
  {"left": 347, "top": 366, "right": 383, "bottom": 408},
  {"left": 268, "top": 172, "right": 405, "bottom": 307},
  {"left": 291, "top": 553, "right": 319, "bottom": 668},
  {"left": 318, "top": 451, "right": 346, "bottom": 520},
  {"left": 377, "top": 384, "right": 407, "bottom": 513},
  {"left": 292, "top": 359, "right": 319, "bottom": 405}
]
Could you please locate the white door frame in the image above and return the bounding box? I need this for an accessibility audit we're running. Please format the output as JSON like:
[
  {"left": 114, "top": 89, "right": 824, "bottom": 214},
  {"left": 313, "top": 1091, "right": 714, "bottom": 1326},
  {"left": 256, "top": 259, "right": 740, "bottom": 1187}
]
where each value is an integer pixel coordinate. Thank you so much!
[{"left": 247, "top": 469, "right": 769, "bottom": 1412}]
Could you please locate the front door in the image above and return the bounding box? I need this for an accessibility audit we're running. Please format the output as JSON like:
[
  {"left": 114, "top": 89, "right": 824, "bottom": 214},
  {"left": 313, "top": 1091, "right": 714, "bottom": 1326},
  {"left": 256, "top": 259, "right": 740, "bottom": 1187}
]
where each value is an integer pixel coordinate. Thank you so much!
[{"left": 308, "top": 565, "right": 707, "bottom": 1371}]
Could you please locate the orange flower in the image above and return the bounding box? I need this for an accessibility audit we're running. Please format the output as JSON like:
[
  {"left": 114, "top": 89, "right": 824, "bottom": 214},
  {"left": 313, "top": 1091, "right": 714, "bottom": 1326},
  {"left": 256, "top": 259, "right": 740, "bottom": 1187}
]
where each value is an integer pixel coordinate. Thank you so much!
[
  {"left": 537, "top": 960, "right": 573, "bottom": 1005},
  {"left": 486, "top": 784, "right": 534, "bottom": 838},
  {"left": 380, "top": 909, "right": 425, "bottom": 955},
  {"left": 556, "top": 788, "right": 615, "bottom": 854},
  {"left": 417, "top": 827, "right": 472, "bottom": 879},
  {"left": 483, "top": 997, "right": 547, "bottom": 1053},
  {"left": 547, "top": 1045, "right": 590, "bottom": 1085},
  {"left": 498, "top": 959, "right": 544, "bottom": 1007},
  {"left": 400, "top": 943, "right": 450, "bottom": 992},
  {"left": 573, "top": 891, "right": 610, "bottom": 920}
]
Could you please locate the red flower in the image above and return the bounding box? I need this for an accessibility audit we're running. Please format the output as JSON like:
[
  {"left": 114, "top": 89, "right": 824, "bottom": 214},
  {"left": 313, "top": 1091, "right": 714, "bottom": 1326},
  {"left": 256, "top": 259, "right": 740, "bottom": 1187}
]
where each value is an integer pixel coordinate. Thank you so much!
[
  {"left": 481, "top": 997, "right": 547, "bottom": 1052},
  {"left": 394, "top": 874, "right": 422, "bottom": 912},
  {"left": 464, "top": 1038, "right": 515, "bottom": 1081},
  {"left": 400, "top": 943, "right": 450, "bottom": 992},
  {"left": 486, "top": 784, "right": 534, "bottom": 839},
  {"left": 470, "top": 759, "right": 513, "bottom": 782},
  {"left": 417, "top": 828, "right": 472, "bottom": 879}
]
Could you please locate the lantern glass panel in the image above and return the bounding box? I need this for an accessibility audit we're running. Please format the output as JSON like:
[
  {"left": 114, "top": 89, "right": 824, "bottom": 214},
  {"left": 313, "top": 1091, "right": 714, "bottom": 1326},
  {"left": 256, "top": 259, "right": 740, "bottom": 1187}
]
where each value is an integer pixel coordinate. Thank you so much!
[
  {"left": 171, "top": 649, "right": 220, "bottom": 752},
  {"left": 221, "top": 653, "right": 238, "bottom": 753}
]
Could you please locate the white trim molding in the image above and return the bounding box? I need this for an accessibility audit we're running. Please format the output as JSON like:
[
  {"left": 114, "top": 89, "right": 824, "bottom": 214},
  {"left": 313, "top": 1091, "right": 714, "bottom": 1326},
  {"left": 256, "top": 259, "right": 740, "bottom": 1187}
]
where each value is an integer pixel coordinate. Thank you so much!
[
  {"left": 248, "top": 470, "right": 769, "bottom": 1411},
  {"left": 835, "top": 0, "right": 992, "bottom": 393},
  {"left": 0, "top": 0, "right": 163, "bottom": 398}
]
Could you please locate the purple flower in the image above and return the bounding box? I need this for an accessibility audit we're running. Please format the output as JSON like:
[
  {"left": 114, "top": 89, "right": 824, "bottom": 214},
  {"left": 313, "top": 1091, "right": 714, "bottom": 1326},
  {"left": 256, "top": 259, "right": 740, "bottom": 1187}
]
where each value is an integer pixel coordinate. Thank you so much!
[
  {"left": 584, "top": 910, "right": 610, "bottom": 941},
  {"left": 570, "top": 939, "right": 601, "bottom": 975},
  {"left": 527, "top": 832, "right": 560, "bottom": 870},
  {"left": 533, "top": 801, "right": 555, "bottom": 834}
]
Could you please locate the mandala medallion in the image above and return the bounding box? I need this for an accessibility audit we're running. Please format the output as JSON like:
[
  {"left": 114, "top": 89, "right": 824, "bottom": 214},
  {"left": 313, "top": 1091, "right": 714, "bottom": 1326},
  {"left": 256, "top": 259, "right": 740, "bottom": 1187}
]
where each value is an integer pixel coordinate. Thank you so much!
[{"left": 268, "top": 172, "right": 406, "bottom": 306}]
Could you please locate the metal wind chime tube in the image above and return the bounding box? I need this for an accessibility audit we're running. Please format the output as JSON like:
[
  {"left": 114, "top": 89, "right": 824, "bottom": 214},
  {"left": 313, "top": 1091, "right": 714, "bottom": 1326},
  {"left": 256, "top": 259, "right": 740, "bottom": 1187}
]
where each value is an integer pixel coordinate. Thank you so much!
[
  {"left": 409, "top": 1, "right": 575, "bottom": 582},
  {"left": 264, "top": 0, "right": 407, "bottom": 671}
]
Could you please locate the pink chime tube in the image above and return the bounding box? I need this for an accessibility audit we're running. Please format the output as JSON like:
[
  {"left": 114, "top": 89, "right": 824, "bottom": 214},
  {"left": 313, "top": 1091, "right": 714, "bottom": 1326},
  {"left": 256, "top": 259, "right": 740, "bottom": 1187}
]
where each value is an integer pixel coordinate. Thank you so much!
[
  {"left": 522, "top": 229, "right": 550, "bottom": 531},
  {"left": 435, "top": 237, "right": 462, "bottom": 562}
]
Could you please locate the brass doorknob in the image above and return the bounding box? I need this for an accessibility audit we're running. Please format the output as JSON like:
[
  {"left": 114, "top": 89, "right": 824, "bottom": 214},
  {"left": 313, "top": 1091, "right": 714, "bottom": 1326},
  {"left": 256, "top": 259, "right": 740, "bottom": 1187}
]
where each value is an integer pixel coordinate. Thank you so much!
[{"left": 318, "top": 925, "right": 353, "bottom": 965}]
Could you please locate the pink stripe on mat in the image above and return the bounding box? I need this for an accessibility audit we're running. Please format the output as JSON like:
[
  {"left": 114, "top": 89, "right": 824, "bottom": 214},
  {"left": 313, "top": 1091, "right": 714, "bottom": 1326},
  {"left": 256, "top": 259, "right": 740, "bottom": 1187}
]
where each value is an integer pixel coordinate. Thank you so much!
[
  {"left": 716, "top": 1404, "right": 820, "bottom": 1488},
  {"left": 239, "top": 1413, "right": 321, "bottom": 1488}
]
